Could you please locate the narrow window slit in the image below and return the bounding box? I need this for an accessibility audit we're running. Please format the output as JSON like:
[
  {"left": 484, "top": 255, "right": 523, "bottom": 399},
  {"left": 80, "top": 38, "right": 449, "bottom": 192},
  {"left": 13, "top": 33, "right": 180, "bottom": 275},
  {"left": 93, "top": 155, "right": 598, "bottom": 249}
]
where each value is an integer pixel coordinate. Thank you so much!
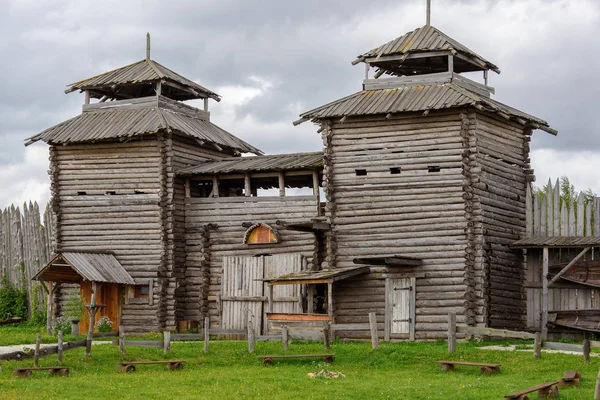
[
  {"left": 77, "top": 191, "right": 87, "bottom": 196},
  {"left": 427, "top": 166, "right": 441, "bottom": 173},
  {"left": 390, "top": 167, "right": 401, "bottom": 174},
  {"left": 355, "top": 169, "right": 367, "bottom": 176},
  {"left": 105, "top": 191, "right": 116, "bottom": 195}
]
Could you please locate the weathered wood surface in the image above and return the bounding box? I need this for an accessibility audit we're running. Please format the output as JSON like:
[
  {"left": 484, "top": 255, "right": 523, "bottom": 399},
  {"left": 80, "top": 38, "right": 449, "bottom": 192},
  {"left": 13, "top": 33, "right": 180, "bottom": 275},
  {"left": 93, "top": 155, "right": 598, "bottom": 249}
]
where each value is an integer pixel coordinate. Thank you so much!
[
  {"left": 117, "top": 360, "right": 184, "bottom": 372},
  {"left": 505, "top": 381, "right": 560, "bottom": 399},
  {"left": 0, "top": 339, "right": 88, "bottom": 362},
  {"left": 323, "top": 110, "right": 531, "bottom": 339},
  {"left": 13, "top": 367, "right": 70, "bottom": 378},
  {"left": 438, "top": 360, "right": 501, "bottom": 374},
  {"left": 0, "top": 202, "right": 53, "bottom": 319},
  {"left": 186, "top": 196, "right": 318, "bottom": 329},
  {"left": 258, "top": 353, "right": 334, "bottom": 365}
]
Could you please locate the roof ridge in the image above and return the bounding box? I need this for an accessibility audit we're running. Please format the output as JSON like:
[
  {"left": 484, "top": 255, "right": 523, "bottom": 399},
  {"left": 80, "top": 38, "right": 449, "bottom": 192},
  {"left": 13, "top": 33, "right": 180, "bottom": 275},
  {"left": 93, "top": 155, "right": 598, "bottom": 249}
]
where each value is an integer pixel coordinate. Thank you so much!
[{"left": 66, "top": 59, "right": 147, "bottom": 90}]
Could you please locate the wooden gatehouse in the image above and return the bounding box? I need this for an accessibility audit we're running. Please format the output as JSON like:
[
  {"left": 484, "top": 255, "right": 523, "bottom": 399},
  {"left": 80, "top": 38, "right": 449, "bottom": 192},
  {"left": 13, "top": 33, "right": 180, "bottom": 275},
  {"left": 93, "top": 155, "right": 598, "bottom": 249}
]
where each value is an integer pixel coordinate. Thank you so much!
[{"left": 28, "top": 22, "right": 559, "bottom": 340}]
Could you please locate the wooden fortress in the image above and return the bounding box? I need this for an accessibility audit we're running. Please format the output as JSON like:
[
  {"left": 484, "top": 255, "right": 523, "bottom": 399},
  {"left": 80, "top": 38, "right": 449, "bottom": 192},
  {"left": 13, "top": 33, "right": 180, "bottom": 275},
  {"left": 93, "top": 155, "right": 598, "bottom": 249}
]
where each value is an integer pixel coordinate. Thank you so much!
[{"left": 28, "top": 24, "right": 557, "bottom": 339}]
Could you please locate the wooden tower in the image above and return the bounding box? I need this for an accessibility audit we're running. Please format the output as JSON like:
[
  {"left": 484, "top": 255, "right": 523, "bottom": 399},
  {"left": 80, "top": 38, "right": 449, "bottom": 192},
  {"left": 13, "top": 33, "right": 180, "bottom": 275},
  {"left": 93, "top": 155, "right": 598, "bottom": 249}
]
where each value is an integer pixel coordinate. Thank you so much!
[
  {"left": 26, "top": 41, "right": 261, "bottom": 333},
  {"left": 296, "top": 24, "right": 557, "bottom": 338}
]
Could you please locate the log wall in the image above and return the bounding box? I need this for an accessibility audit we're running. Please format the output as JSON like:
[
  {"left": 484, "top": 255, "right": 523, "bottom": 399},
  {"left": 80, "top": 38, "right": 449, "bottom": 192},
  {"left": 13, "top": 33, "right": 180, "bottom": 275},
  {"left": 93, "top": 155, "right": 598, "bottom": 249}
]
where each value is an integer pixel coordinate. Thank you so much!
[
  {"left": 470, "top": 113, "right": 531, "bottom": 329},
  {"left": 184, "top": 196, "right": 319, "bottom": 326},
  {"left": 169, "top": 135, "right": 235, "bottom": 326},
  {"left": 53, "top": 139, "right": 164, "bottom": 333},
  {"left": 325, "top": 110, "right": 471, "bottom": 339}
]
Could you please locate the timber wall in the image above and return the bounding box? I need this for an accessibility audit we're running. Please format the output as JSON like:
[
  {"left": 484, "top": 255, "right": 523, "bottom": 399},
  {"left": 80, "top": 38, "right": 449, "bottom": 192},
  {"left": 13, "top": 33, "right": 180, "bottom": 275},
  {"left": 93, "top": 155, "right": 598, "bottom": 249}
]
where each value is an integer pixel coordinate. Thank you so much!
[
  {"left": 471, "top": 113, "right": 531, "bottom": 330},
  {"left": 324, "top": 110, "right": 472, "bottom": 339},
  {"left": 53, "top": 139, "right": 164, "bottom": 333},
  {"left": 170, "top": 135, "right": 234, "bottom": 325},
  {"left": 184, "top": 196, "right": 319, "bottom": 327}
]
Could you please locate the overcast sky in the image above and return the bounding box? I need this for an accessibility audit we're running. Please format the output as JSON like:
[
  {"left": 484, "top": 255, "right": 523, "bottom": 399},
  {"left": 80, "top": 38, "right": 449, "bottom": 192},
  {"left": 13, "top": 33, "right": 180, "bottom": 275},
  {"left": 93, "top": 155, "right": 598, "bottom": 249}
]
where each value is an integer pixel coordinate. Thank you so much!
[{"left": 1, "top": 0, "right": 599, "bottom": 209}]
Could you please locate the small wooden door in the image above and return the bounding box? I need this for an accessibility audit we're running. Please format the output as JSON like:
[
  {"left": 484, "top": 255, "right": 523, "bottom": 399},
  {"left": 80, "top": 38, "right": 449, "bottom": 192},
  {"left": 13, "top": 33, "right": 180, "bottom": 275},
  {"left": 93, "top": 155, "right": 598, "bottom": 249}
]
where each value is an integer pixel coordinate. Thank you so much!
[
  {"left": 80, "top": 282, "right": 121, "bottom": 333},
  {"left": 388, "top": 277, "right": 415, "bottom": 340},
  {"left": 221, "top": 254, "right": 304, "bottom": 334}
]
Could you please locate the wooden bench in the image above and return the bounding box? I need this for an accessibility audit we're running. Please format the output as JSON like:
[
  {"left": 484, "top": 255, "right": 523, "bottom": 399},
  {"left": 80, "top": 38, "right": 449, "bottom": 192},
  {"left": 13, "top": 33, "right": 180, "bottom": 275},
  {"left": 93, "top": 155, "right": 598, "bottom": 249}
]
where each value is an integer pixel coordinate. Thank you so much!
[
  {"left": 13, "top": 367, "right": 69, "bottom": 378},
  {"left": 258, "top": 354, "right": 335, "bottom": 366},
  {"left": 559, "top": 370, "right": 581, "bottom": 387},
  {"left": 437, "top": 360, "right": 501, "bottom": 374},
  {"left": 117, "top": 360, "right": 185, "bottom": 372},
  {"left": 504, "top": 381, "right": 560, "bottom": 399}
]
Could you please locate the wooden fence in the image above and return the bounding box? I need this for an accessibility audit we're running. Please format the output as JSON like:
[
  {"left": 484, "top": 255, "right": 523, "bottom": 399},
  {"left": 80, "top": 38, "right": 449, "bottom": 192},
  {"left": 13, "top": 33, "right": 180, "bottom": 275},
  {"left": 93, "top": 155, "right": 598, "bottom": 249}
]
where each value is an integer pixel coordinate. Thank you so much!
[
  {"left": 0, "top": 202, "right": 53, "bottom": 317},
  {"left": 526, "top": 179, "right": 600, "bottom": 237}
]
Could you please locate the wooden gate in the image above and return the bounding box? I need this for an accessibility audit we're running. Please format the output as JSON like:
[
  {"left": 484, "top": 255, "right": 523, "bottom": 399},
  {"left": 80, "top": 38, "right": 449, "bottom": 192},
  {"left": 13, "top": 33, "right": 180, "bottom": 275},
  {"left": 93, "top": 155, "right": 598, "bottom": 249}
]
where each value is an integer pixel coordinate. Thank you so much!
[
  {"left": 221, "top": 254, "right": 304, "bottom": 334},
  {"left": 388, "top": 277, "right": 416, "bottom": 340}
]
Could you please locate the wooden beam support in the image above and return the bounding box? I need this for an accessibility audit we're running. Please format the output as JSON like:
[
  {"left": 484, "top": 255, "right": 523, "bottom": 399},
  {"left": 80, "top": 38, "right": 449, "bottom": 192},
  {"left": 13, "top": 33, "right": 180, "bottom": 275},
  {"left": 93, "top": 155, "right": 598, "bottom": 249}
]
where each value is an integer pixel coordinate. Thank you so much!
[
  {"left": 244, "top": 174, "right": 251, "bottom": 197},
  {"left": 212, "top": 176, "right": 219, "bottom": 197},
  {"left": 204, "top": 98, "right": 209, "bottom": 112},
  {"left": 548, "top": 247, "right": 590, "bottom": 286},
  {"left": 185, "top": 178, "right": 191, "bottom": 198},
  {"left": 448, "top": 55, "right": 454, "bottom": 73},
  {"left": 278, "top": 172, "right": 285, "bottom": 197}
]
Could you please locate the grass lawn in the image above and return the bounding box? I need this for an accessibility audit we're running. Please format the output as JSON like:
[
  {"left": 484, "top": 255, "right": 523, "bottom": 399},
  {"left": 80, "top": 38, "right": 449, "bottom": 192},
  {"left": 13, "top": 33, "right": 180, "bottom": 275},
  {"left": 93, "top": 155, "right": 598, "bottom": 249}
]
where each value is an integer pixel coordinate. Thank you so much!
[{"left": 1, "top": 325, "right": 598, "bottom": 399}]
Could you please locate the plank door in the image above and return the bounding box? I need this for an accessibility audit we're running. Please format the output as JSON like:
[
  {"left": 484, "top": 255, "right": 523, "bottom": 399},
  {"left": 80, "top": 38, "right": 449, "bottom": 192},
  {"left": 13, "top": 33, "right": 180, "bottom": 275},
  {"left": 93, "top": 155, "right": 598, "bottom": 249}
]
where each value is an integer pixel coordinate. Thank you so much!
[
  {"left": 389, "top": 277, "right": 416, "bottom": 340},
  {"left": 221, "top": 256, "right": 264, "bottom": 335},
  {"left": 264, "top": 254, "right": 304, "bottom": 313}
]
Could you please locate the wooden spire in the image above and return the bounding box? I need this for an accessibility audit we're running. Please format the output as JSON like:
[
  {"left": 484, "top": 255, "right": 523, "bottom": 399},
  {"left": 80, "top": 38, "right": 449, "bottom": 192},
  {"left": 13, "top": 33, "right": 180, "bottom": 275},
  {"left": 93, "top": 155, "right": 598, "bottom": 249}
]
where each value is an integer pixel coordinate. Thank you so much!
[
  {"left": 146, "top": 32, "right": 151, "bottom": 60},
  {"left": 426, "top": 0, "right": 431, "bottom": 26}
]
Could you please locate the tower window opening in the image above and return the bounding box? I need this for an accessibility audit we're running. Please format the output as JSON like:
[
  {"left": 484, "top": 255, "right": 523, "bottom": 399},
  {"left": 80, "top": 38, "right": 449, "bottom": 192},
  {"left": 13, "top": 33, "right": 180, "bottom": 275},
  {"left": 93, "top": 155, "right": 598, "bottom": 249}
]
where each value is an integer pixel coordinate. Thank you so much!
[
  {"left": 355, "top": 169, "right": 367, "bottom": 176},
  {"left": 427, "top": 166, "right": 441, "bottom": 173},
  {"left": 390, "top": 167, "right": 401, "bottom": 174}
]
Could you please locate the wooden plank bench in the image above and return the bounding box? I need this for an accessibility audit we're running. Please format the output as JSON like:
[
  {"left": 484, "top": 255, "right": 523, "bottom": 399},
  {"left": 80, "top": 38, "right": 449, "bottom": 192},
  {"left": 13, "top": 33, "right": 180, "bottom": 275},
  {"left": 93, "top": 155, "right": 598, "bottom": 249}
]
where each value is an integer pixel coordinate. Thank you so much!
[
  {"left": 559, "top": 370, "right": 581, "bottom": 387},
  {"left": 437, "top": 360, "right": 501, "bottom": 374},
  {"left": 504, "top": 381, "right": 560, "bottom": 399},
  {"left": 13, "top": 367, "right": 69, "bottom": 378},
  {"left": 258, "top": 354, "right": 335, "bottom": 366},
  {"left": 117, "top": 360, "right": 185, "bottom": 372}
]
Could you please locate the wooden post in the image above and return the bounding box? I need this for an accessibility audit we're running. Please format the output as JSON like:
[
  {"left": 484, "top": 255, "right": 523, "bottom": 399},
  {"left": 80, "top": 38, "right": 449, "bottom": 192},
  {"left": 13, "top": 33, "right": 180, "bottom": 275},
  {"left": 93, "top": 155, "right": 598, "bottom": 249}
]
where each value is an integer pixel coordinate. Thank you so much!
[
  {"left": 163, "top": 331, "right": 171, "bottom": 354},
  {"left": 185, "top": 178, "right": 191, "bottom": 198},
  {"left": 369, "top": 312, "right": 379, "bottom": 350},
  {"left": 86, "top": 282, "right": 99, "bottom": 356},
  {"left": 484, "top": 70, "right": 489, "bottom": 86},
  {"left": 278, "top": 172, "right": 285, "bottom": 197},
  {"left": 426, "top": 0, "right": 431, "bottom": 26},
  {"left": 203, "top": 317, "right": 209, "bottom": 353},
  {"left": 247, "top": 316, "right": 255, "bottom": 354},
  {"left": 534, "top": 332, "right": 542, "bottom": 359},
  {"left": 307, "top": 285, "right": 314, "bottom": 314},
  {"left": 595, "top": 368, "right": 600, "bottom": 400},
  {"left": 384, "top": 278, "right": 391, "bottom": 342},
  {"left": 84, "top": 90, "right": 90, "bottom": 105},
  {"left": 57, "top": 330, "right": 63, "bottom": 364},
  {"left": 268, "top": 284, "right": 274, "bottom": 313},
  {"left": 448, "top": 312, "right": 456, "bottom": 353},
  {"left": 34, "top": 334, "right": 41, "bottom": 368},
  {"left": 542, "top": 247, "right": 549, "bottom": 340},
  {"left": 46, "top": 281, "right": 54, "bottom": 334},
  {"left": 212, "top": 176, "right": 219, "bottom": 198},
  {"left": 448, "top": 55, "right": 454, "bottom": 73},
  {"left": 203, "top": 98, "right": 209, "bottom": 112},
  {"left": 323, "top": 326, "right": 331, "bottom": 350},
  {"left": 327, "top": 282, "right": 334, "bottom": 341},
  {"left": 281, "top": 325, "right": 289, "bottom": 351},
  {"left": 584, "top": 338, "right": 591, "bottom": 363},
  {"left": 244, "top": 174, "right": 251, "bottom": 197},
  {"left": 119, "top": 326, "right": 125, "bottom": 354}
]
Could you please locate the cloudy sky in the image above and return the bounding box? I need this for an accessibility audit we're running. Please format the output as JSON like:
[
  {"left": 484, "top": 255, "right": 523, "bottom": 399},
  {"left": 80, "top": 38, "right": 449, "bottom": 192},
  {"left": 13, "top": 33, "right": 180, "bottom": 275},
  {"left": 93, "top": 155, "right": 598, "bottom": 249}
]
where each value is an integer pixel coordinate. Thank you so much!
[{"left": 1, "top": 0, "right": 599, "bottom": 209}]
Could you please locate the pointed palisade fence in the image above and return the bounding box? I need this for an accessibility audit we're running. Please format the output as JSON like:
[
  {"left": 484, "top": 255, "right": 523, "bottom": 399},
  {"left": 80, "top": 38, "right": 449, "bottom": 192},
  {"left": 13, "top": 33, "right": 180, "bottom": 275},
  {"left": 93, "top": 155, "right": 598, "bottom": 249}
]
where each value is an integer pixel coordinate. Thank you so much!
[
  {"left": 526, "top": 179, "right": 600, "bottom": 237},
  {"left": 0, "top": 202, "right": 53, "bottom": 318}
]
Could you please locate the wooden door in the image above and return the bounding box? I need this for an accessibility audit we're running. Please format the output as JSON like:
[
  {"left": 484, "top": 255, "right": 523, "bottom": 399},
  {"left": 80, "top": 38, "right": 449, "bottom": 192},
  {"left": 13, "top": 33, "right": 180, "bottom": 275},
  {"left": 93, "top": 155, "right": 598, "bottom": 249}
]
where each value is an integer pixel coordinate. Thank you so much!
[
  {"left": 80, "top": 283, "right": 120, "bottom": 333},
  {"left": 388, "top": 277, "right": 415, "bottom": 340},
  {"left": 221, "top": 254, "right": 304, "bottom": 334},
  {"left": 221, "top": 256, "right": 265, "bottom": 335}
]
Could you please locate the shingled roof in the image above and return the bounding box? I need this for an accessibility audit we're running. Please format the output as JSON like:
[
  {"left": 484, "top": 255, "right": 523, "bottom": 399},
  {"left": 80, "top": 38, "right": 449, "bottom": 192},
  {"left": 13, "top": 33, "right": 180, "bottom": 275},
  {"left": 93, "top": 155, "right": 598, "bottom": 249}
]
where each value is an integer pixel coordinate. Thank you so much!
[
  {"left": 65, "top": 59, "right": 221, "bottom": 102},
  {"left": 178, "top": 151, "right": 323, "bottom": 175},
  {"left": 296, "top": 79, "right": 556, "bottom": 135},
  {"left": 353, "top": 25, "right": 500, "bottom": 76},
  {"left": 25, "top": 96, "right": 262, "bottom": 154}
]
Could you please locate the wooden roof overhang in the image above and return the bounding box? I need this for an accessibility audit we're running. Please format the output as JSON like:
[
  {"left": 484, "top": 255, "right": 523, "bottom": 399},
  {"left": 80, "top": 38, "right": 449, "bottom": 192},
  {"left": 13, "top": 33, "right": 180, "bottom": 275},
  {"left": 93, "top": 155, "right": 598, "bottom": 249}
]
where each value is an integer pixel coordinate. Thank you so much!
[
  {"left": 353, "top": 256, "right": 422, "bottom": 267},
  {"left": 510, "top": 237, "right": 600, "bottom": 249},
  {"left": 276, "top": 219, "right": 330, "bottom": 233},
  {"left": 263, "top": 266, "right": 370, "bottom": 286},
  {"left": 33, "top": 252, "right": 135, "bottom": 285}
]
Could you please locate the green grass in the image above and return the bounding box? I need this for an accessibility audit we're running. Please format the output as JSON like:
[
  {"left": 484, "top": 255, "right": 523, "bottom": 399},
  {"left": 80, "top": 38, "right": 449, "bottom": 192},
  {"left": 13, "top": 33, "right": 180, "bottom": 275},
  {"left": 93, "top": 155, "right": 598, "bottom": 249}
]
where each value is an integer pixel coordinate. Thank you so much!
[{"left": 0, "top": 327, "right": 598, "bottom": 399}]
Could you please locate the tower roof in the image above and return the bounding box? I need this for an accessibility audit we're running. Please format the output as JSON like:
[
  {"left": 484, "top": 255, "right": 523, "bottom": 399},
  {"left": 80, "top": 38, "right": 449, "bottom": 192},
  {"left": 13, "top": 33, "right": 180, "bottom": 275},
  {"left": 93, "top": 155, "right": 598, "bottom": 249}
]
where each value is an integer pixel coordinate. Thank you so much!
[
  {"left": 65, "top": 59, "right": 221, "bottom": 102},
  {"left": 25, "top": 96, "right": 262, "bottom": 154},
  {"left": 353, "top": 25, "right": 500, "bottom": 76}
]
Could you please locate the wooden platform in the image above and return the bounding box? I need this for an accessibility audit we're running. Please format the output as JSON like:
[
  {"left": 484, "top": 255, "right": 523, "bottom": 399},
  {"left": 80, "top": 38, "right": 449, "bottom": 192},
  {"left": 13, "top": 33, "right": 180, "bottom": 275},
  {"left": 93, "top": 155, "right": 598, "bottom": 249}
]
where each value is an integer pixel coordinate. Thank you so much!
[
  {"left": 505, "top": 381, "right": 560, "bottom": 399},
  {"left": 437, "top": 360, "right": 501, "bottom": 374},
  {"left": 117, "top": 360, "right": 185, "bottom": 372},
  {"left": 13, "top": 367, "right": 70, "bottom": 378},
  {"left": 258, "top": 353, "right": 335, "bottom": 365}
]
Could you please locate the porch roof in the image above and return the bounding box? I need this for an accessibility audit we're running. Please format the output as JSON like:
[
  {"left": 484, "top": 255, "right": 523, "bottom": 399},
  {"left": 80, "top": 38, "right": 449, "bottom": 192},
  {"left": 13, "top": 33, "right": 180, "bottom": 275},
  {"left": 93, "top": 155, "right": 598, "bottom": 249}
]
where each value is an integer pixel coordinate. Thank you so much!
[
  {"left": 263, "top": 266, "right": 370, "bottom": 285},
  {"left": 510, "top": 236, "right": 600, "bottom": 249},
  {"left": 33, "top": 252, "right": 135, "bottom": 285}
]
